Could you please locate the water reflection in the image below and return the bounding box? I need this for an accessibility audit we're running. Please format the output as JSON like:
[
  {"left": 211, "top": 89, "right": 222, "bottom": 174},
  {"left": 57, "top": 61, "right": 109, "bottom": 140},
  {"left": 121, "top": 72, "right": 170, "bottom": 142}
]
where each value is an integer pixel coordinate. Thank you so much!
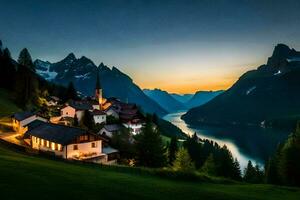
[{"left": 163, "top": 111, "right": 288, "bottom": 169}]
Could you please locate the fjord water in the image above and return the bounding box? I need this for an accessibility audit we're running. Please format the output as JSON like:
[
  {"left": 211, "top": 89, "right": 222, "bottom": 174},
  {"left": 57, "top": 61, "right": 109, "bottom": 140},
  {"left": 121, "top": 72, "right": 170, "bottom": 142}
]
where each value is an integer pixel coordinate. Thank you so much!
[{"left": 164, "top": 111, "right": 289, "bottom": 169}]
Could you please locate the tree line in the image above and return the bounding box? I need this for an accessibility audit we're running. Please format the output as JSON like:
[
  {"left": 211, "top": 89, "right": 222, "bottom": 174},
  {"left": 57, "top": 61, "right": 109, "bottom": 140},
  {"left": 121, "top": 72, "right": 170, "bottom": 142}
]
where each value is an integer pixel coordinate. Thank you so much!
[{"left": 0, "top": 40, "right": 78, "bottom": 109}]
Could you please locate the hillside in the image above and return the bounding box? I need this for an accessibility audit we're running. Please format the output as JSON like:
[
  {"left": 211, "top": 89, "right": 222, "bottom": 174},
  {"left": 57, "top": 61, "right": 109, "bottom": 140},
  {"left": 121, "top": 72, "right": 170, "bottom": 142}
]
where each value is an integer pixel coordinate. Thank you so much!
[
  {"left": 34, "top": 55, "right": 167, "bottom": 117},
  {"left": 182, "top": 44, "right": 300, "bottom": 128},
  {"left": 186, "top": 90, "right": 224, "bottom": 109},
  {"left": 144, "top": 89, "right": 186, "bottom": 112},
  {"left": 0, "top": 144, "right": 299, "bottom": 200},
  {"left": 0, "top": 89, "right": 21, "bottom": 117}
]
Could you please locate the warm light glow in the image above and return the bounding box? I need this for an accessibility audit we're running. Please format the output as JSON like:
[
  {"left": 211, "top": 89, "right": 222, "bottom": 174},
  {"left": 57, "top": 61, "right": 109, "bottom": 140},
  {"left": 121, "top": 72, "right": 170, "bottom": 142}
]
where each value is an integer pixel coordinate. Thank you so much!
[
  {"left": 46, "top": 140, "right": 49, "bottom": 148},
  {"left": 51, "top": 142, "right": 55, "bottom": 150},
  {"left": 58, "top": 144, "right": 62, "bottom": 151}
]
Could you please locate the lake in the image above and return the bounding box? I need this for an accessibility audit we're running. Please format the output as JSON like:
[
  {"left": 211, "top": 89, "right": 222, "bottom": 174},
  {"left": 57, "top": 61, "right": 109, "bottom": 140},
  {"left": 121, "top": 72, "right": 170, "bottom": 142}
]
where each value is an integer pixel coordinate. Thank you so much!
[{"left": 163, "top": 111, "right": 289, "bottom": 169}]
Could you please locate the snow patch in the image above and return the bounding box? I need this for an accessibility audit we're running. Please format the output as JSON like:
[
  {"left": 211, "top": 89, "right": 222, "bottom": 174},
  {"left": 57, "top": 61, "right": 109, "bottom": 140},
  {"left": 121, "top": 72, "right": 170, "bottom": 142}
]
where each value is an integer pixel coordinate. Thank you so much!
[
  {"left": 246, "top": 86, "right": 256, "bottom": 95},
  {"left": 286, "top": 57, "right": 300, "bottom": 62},
  {"left": 274, "top": 70, "right": 282, "bottom": 76},
  {"left": 36, "top": 62, "right": 58, "bottom": 81},
  {"left": 75, "top": 72, "right": 91, "bottom": 80}
]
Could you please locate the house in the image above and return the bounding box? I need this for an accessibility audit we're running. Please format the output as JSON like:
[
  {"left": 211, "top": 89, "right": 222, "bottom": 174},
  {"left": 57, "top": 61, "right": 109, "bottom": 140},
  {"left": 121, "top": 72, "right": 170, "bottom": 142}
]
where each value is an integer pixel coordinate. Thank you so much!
[
  {"left": 123, "top": 119, "right": 144, "bottom": 135},
  {"left": 25, "top": 122, "right": 109, "bottom": 163},
  {"left": 102, "top": 146, "right": 119, "bottom": 164},
  {"left": 91, "top": 110, "right": 106, "bottom": 124},
  {"left": 60, "top": 101, "right": 93, "bottom": 121},
  {"left": 46, "top": 96, "right": 60, "bottom": 106},
  {"left": 11, "top": 112, "right": 47, "bottom": 134},
  {"left": 104, "top": 106, "right": 119, "bottom": 119},
  {"left": 99, "top": 124, "right": 123, "bottom": 138}
]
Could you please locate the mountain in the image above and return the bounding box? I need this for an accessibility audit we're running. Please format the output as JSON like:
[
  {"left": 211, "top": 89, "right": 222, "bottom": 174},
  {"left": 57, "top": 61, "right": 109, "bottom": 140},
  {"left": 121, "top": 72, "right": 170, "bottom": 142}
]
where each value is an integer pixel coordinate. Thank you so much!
[
  {"left": 182, "top": 44, "right": 300, "bottom": 128},
  {"left": 171, "top": 93, "right": 193, "bottom": 103},
  {"left": 34, "top": 54, "right": 167, "bottom": 116},
  {"left": 143, "top": 89, "right": 186, "bottom": 113},
  {"left": 185, "top": 90, "right": 223, "bottom": 109}
]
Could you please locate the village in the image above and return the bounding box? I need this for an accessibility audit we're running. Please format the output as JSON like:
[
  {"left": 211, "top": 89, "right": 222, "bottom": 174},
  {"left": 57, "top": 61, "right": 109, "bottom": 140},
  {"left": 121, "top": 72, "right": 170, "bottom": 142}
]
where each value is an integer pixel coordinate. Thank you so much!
[{"left": 1, "top": 70, "right": 145, "bottom": 165}]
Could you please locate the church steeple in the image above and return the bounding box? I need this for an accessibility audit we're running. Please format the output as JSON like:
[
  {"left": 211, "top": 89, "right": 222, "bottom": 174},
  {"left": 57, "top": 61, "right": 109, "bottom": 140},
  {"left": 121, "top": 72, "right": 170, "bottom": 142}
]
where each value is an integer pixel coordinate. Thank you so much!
[{"left": 95, "top": 67, "right": 103, "bottom": 110}]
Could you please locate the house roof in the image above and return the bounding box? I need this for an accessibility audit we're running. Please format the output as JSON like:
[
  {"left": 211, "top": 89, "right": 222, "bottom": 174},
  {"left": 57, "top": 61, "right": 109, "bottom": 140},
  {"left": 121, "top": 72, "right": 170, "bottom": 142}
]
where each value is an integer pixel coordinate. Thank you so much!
[
  {"left": 26, "top": 120, "right": 47, "bottom": 131},
  {"left": 103, "top": 124, "right": 122, "bottom": 132},
  {"left": 12, "top": 111, "right": 35, "bottom": 121},
  {"left": 68, "top": 101, "right": 93, "bottom": 110},
  {"left": 25, "top": 123, "right": 88, "bottom": 145},
  {"left": 102, "top": 146, "right": 118, "bottom": 154},
  {"left": 91, "top": 109, "right": 106, "bottom": 116}
]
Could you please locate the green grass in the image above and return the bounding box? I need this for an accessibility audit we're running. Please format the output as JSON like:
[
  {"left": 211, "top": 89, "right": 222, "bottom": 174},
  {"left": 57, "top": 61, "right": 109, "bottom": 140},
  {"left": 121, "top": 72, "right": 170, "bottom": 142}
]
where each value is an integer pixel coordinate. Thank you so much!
[
  {"left": 0, "top": 144, "right": 299, "bottom": 200},
  {"left": 0, "top": 89, "right": 21, "bottom": 117}
]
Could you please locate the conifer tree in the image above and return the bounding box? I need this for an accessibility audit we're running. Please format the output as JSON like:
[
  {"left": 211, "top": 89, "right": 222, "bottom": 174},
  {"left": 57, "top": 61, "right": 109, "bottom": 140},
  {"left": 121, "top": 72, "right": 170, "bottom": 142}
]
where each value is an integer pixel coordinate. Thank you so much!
[
  {"left": 172, "top": 148, "right": 195, "bottom": 172},
  {"left": 134, "top": 120, "right": 166, "bottom": 168},
  {"left": 65, "top": 82, "right": 78, "bottom": 101},
  {"left": 244, "top": 161, "right": 257, "bottom": 183},
  {"left": 15, "top": 48, "right": 38, "bottom": 108},
  {"left": 168, "top": 136, "right": 178, "bottom": 165},
  {"left": 201, "top": 154, "right": 216, "bottom": 175}
]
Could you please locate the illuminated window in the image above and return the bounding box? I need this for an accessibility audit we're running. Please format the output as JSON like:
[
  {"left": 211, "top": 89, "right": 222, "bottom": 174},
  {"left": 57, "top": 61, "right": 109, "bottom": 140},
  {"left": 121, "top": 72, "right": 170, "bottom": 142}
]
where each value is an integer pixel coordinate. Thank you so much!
[
  {"left": 46, "top": 141, "right": 50, "bottom": 148},
  {"left": 57, "top": 144, "right": 62, "bottom": 151},
  {"left": 91, "top": 142, "right": 96, "bottom": 148},
  {"left": 79, "top": 135, "right": 88, "bottom": 141},
  {"left": 73, "top": 145, "right": 78, "bottom": 150},
  {"left": 51, "top": 142, "right": 55, "bottom": 150},
  {"left": 41, "top": 139, "right": 44, "bottom": 146}
]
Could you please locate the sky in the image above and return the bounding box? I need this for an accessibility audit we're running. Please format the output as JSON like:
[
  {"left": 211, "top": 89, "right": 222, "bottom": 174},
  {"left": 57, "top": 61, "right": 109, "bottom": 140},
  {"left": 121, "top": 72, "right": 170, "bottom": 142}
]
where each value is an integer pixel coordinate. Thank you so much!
[{"left": 1, "top": 0, "right": 300, "bottom": 94}]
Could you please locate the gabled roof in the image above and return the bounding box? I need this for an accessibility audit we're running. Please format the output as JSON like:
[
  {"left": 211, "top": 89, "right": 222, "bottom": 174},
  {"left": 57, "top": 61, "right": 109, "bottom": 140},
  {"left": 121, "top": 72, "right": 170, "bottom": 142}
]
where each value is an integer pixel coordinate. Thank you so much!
[
  {"left": 68, "top": 101, "right": 93, "bottom": 111},
  {"left": 25, "top": 123, "right": 88, "bottom": 145},
  {"left": 12, "top": 111, "right": 35, "bottom": 121},
  {"left": 91, "top": 109, "right": 106, "bottom": 116},
  {"left": 26, "top": 120, "right": 47, "bottom": 131},
  {"left": 103, "top": 124, "right": 122, "bottom": 132}
]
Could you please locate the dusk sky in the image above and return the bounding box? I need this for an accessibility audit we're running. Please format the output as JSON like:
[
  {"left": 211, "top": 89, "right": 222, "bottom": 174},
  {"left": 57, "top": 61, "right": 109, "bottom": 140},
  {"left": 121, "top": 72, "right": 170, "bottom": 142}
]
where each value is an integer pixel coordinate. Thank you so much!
[{"left": 1, "top": 0, "right": 300, "bottom": 93}]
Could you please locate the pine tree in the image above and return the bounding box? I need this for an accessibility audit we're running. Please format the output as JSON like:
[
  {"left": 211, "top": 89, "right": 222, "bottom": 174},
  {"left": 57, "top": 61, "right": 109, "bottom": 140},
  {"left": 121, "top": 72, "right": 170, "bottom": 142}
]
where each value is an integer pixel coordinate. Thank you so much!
[
  {"left": 15, "top": 48, "right": 38, "bottom": 108},
  {"left": 168, "top": 136, "right": 178, "bottom": 165},
  {"left": 73, "top": 114, "right": 79, "bottom": 127},
  {"left": 0, "top": 48, "right": 16, "bottom": 89},
  {"left": 134, "top": 120, "right": 166, "bottom": 168},
  {"left": 65, "top": 82, "right": 78, "bottom": 101},
  {"left": 18, "top": 48, "right": 35, "bottom": 72},
  {"left": 81, "top": 110, "right": 94, "bottom": 130},
  {"left": 111, "top": 127, "right": 135, "bottom": 161},
  {"left": 232, "top": 158, "right": 242, "bottom": 180},
  {"left": 201, "top": 154, "right": 216, "bottom": 175},
  {"left": 172, "top": 148, "right": 195, "bottom": 172},
  {"left": 244, "top": 161, "right": 257, "bottom": 183},
  {"left": 277, "top": 124, "right": 300, "bottom": 186}
]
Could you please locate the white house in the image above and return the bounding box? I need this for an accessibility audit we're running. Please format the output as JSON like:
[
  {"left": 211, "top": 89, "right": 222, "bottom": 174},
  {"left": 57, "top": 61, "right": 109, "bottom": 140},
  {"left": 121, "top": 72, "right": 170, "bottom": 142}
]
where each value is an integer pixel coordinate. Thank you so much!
[
  {"left": 60, "top": 102, "right": 93, "bottom": 121},
  {"left": 99, "top": 124, "right": 123, "bottom": 138},
  {"left": 12, "top": 112, "right": 47, "bottom": 134},
  {"left": 25, "top": 122, "right": 109, "bottom": 163},
  {"left": 104, "top": 107, "right": 119, "bottom": 119},
  {"left": 91, "top": 110, "right": 106, "bottom": 124},
  {"left": 123, "top": 120, "right": 144, "bottom": 135}
]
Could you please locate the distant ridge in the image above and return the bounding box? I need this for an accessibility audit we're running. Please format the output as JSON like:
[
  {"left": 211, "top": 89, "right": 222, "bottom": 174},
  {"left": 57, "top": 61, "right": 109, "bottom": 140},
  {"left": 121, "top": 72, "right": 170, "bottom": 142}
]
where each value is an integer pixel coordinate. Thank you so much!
[
  {"left": 34, "top": 54, "right": 167, "bottom": 117},
  {"left": 182, "top": 44, "right": 300, "bottom": 129}
]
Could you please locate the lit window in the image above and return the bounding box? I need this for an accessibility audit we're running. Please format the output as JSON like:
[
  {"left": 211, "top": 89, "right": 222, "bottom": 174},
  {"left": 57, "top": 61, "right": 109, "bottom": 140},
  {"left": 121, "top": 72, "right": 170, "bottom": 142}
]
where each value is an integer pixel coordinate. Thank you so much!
[
  {"left": 46, "top": 141, "right": 50, "bottom": 148},
  {"left": 41, "top": 139, "right": 44, "bottom": 146},
  {"left": 73, "top": 145, "right": 78, "bottom": 150},
  {"left": 57, "top": 144, "right": 62, "bottom": 151},
  {"left": 51, "top": 142, "right": 55, "bottom": 150}
]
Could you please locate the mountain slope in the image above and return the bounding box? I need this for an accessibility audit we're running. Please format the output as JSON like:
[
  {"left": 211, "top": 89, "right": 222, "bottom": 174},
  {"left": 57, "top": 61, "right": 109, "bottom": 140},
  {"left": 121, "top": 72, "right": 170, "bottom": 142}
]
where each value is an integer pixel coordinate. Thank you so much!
[
  {"left": 34, "top": 54, "right": 167, "bottom": 116},
  {"left": 182, "top": 44, "right": 300, "bottom": 128},
  {"left": 171, "top": 93, "right": 193, "bottom": 103},
  {"left": 143, "top": 89, "right": 186, "bottom": 112},
  {"left": 185, "top": 90, "right": 224, "bottom": 109}
]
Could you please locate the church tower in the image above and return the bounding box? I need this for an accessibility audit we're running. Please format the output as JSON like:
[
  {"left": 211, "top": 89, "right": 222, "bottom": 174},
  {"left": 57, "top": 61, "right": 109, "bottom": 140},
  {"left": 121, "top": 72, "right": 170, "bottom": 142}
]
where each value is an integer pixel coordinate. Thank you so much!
[{"left": 95, "top": 67, "right": 103, "bottom": 110}]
